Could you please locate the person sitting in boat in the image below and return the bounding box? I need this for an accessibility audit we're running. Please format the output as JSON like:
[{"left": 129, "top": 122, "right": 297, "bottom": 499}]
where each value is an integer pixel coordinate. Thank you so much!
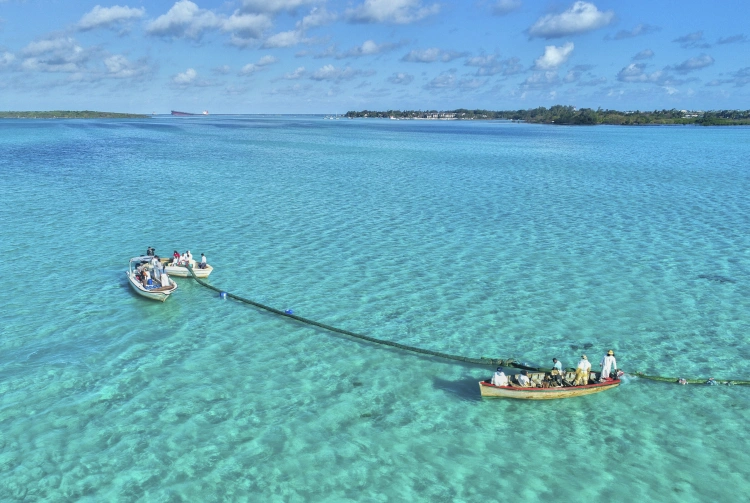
[
  {"left": 186, "top": 250, "right": 193, "bottom": 263},
  {"left": 142, "top": 269, "right": 152, "bottom": 287},
  {"left": 173, "top": 250, "right": 180, "bottom": 263},
  {"left": 199, "top": 253, "right": 207, "bottom": 269},
  {"left": 161, "top": 270, "right": 170, "bottom": 287},
  {"left": 491, "top": 367, "right": 508, "bottom": 387},
  {"left": 516, "top": 371, "right": 531, "bottom": 387},
  {"left": 599, "top": 350, "right": 618, "bottom": 381},
  {"left": 573, "top": 355, "right": 591, "bottom": 386}
]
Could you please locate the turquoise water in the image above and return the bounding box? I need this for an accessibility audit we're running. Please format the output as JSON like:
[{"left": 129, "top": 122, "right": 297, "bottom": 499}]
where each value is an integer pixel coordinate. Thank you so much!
[{"left": 1, "top": 116, "right": 749, "bottom": 501}]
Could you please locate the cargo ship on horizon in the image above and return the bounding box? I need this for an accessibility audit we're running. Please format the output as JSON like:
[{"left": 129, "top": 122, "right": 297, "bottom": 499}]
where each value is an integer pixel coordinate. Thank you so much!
[{"left": 171, "top": 110, "right": 208, "bottom": 116}]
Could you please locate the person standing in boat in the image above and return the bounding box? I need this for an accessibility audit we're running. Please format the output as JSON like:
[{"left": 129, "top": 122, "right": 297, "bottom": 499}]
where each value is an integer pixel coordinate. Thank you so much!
[
  {"left": 161, "top": 269, "right": 170, "bottom": 288},
  {"left": 146, "top": 246, "right": 155, "bottom": 256},
  {"left": 491, "top": 367, "right": 508, "bottom": 386},
  {"left": 573, "top": 355, "right": 591, "bottom": 386},
  {"left": 599, "top": 350, "right": 618, "bottom": 381},
  {"left": 551, "top": 358, "right": 563, "bottom": 386},
  {"left": 150, "top": 255, "right": 161, "bottom": 281}
]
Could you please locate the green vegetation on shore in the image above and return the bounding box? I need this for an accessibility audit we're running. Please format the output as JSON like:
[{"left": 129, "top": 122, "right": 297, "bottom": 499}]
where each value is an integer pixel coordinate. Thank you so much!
[
  {"left": 0, "top": 110, "right": 150, "bottom": 119},
  {"left": 345, "top": 106, "right": 750, "bottom": 126}
]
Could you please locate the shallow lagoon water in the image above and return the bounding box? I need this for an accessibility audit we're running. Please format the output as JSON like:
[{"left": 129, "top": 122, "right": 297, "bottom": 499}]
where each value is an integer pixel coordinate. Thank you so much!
[{"left": 1, "top": 117, "right": 749, "bottom": 501}]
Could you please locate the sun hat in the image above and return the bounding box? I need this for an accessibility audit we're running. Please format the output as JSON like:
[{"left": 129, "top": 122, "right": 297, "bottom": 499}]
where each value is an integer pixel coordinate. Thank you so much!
[{"left": 607, "top": 350, "right": 614, "bottom": 355}]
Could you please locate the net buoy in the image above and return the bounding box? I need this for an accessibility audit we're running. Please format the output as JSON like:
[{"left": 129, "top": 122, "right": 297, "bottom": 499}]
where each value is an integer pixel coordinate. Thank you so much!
[
  {"left": 219, "top": 292, "right": 227, "bottom": 299},
  {"left": 285, "top": 309, "right": 294, "bottom": 315}
]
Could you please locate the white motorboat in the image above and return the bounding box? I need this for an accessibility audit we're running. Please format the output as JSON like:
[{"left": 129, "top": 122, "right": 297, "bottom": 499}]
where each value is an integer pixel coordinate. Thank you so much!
[
  {"left": 161, "top": 258, "right": 213, "bottom": 278},
  {"left": 126, "top": 256, "right": 178, "bottom": 302}
]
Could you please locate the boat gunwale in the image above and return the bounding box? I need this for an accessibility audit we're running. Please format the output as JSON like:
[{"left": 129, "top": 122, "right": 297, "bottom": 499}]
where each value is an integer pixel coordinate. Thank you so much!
[{"left": 479, "top": 379, "right": 621, "bottom": 392}]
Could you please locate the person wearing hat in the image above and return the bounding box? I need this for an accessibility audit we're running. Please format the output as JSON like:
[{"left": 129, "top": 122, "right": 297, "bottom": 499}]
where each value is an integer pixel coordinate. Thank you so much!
[
  {"left": 599, "top": 350, "right": 618, "bottom": 381},
  {"left": 491, "top": 367, "right": 508, "bottom": 387},
  {"left": 573, "top": 355, "right": 592, "bottom": 386}
]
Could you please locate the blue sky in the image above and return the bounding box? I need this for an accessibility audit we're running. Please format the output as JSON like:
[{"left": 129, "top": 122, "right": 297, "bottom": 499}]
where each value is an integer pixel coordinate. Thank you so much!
[{"left": 0, "top": 0, "right": 748, "bottom": 113}]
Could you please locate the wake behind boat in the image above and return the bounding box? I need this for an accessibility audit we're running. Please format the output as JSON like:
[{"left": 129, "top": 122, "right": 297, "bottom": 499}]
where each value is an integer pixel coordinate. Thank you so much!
[{"left": 126, "top": 256, "right": 177, "bottom": 302}]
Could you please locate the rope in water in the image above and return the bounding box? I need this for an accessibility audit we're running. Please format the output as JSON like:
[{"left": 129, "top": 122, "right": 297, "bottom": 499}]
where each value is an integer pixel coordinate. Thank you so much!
[{"left": 185, "top": 266, "right": 750, "bottom": 386}]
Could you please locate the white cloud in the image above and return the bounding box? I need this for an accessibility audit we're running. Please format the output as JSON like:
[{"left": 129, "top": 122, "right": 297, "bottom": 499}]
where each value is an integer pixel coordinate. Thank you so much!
[
  {"left": 102, "top": 54, "right": 150, "bottom": 78},
  {"left": 492, "top": 0, "right": 521, "bottom": 16},
  {"left": 387, "top": 72, "right": 413, "bottom": 84},
  {"left": 717, "top": 34, "right": 747, "bottom": 45},
  {"left": 0, "top": 51, "right": 15, "bottom": 67},
  {"left": 632, "top": 49, "right": 654, "bottom": 60},
  {"left": 465, "top": 54, "right": 523, "bottom": 76},
  {"left": 222, "top": 12, "right": 272, "bottom": 40},
  {"left": 240, "top": 55, "right": 278, "bottom": 75},
  {"left": 673, "top": 31, "right": 710, "bottom": 49},
  {"left": 297, "top": 7, "right": 337, "bottom": 30},
  {"left": 401, "top": 48, "right": 466, "bottom": 63},
  {"left": 77, "top": 5, "right": 145, "bottom": 31},
  {"left": 262, "top": 30, "right": 304, "bottom": 48},
  {"left": 146, "top": 0, "right": 221, "bottom": 39},
  {"left": 172, "top": 67, "right": 197, "bottom": 85},
  {"left": 336, "top": 40, "right": 403, "bottom": 58},
  {"left": 310, "top": 64, "right": 374, "bottom": 81},
  {"left": 241, "top": 0, "right": 321, "bottom": 13},
  {"left": 21, "top": 37, "right": 88, "bottom": 73},
  {"left": 423, "top": 69, "right": 487, "bottom": 91},
  {"left": 616, "top": 63, "right": 664, "bottom": 83},
  {"left": 346, "top": 0, "right": 440, "bottom": 24},
  {"left": 671, "top": 54, "right": 714, "bottom": 74},
  {"left": 611, "top": 23, "right": 660, "bottom": 40},
  {"left": 533, "top": 42, "right": 574, "bottom": 70},
  {"left": 282, "top": 66, "right": 306, "bottom": 79},
  {"left": 521, "top": 71, "right": 559, "bottom": 89},
  {"left": 528, "top": 1, "right": 614, "bottom": 39}
]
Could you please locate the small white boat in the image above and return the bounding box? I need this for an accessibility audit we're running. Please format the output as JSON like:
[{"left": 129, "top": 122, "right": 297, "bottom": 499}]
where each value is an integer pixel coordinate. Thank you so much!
[
  {"left": 161, "top": 258, "right": 213, "bottom": 278},
  {"left": 126, "top": 256, "right": 178, "bottom": 302}
]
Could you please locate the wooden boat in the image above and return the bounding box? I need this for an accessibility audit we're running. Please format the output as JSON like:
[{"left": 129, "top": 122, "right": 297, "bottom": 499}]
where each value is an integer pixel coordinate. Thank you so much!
[
  {"left": 126, "top": 256, "right": 178, "bottom": 302},
  {"left": 479, "top": 370, "right": 621, "bottom": 399},
  {"left": 161, "top": 258, "right": 213, "bottom": 278}
]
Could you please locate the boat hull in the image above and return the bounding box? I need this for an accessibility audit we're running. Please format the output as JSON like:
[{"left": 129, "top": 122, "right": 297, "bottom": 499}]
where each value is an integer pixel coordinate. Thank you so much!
[
  {"left": 479, "top": 380, "right": 620, "bottom": 399},
  {"left": 126, "top": 272, "right": 177, "bottom": 301},
  {"left": 164, "top": 264, "right": 213, "bottom": 278}
]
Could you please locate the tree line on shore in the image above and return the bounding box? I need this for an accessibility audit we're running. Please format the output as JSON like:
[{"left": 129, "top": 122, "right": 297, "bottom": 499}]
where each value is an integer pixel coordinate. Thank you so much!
[
  {"left": 345, "top": 106, "right": 750, "bottom": 126},
  {"left": 0, "top": 111, "right": 149, "bottom": 119}
]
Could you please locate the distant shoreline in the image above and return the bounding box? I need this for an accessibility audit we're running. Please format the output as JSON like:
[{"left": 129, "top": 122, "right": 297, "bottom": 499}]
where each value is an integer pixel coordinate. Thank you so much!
[
  {"left": 0, "top": 111, "right": 150, "bottom": 119},
  {"left": 345, "top": 106, "right": 750, "bottom": 126}
]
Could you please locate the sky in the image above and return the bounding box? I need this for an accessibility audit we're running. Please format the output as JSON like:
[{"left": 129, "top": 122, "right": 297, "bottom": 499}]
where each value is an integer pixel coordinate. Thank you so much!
[{"left": 0, "top": 0, "right": 748, "bottom": 113}]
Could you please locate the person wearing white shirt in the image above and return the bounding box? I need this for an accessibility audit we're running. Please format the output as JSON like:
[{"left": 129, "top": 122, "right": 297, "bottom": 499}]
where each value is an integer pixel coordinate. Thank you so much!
[
  {"left": 600, "top": 350, "right": 618, "bottom": 381},
  {"left": 491, "top": 368, "right": 508, "bottom": 387},
  {"left": 199, "top": 253, "right": 207, "bottom": 269},
  {"left": 573, "top": 355, "right": 592, "bottom": 386},
  {"left": 551, "top": 358, "right": 563, "bottom": 386},
  {"left": 160, "top": 271, "right": 170, "bottom": 288},
  {"left": 516, "top": 371, "right": 531, "bottom": 387}
]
